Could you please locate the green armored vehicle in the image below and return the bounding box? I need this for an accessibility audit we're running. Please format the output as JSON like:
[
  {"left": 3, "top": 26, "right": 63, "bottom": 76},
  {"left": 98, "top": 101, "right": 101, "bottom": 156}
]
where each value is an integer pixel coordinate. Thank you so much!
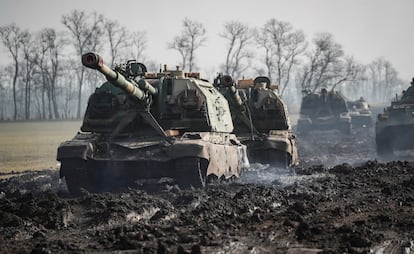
[
  {"left": 214, "top": 75, "right": 298, "bottom": 168},
  {"left": 57, "top": 53, "right": 249, "bottom": 194},
  {"left": 376, "top": 78, "right": 414, "bottom": 158},
  {"left": 297, "top": 88, "right": 352, "bottom": 134},
  {"left": 348, "top": 97, "right": 373, "bottom": 128}
]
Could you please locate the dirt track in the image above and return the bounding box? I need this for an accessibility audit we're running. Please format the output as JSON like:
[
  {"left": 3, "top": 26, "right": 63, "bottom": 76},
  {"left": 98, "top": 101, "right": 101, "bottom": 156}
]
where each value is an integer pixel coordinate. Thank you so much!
[{"left": 1, "top": 128, "right": 414, "bottom": 253}]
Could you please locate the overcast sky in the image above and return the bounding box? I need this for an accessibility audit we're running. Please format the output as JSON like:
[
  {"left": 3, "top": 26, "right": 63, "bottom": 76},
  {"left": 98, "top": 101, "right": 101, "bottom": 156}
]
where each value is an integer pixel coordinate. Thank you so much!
[{"left": 0, "top": 0, "right": 413, "bottom": 81}]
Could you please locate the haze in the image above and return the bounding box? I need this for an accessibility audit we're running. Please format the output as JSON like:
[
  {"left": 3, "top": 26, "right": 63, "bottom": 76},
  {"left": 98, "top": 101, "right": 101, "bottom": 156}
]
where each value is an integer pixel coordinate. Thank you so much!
[{"left": 0, "top": 0, "right": 413, "bottom": 81}]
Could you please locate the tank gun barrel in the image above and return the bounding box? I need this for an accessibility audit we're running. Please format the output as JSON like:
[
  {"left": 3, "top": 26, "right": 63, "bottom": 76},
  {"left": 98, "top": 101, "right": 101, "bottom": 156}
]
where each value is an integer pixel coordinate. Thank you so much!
[
  {"left": 220, "top": 75, "right": 244, "bottom": 107},
  {"left": 214, "top": 74, "right": 259, "bottom": 137},
  {"left": 81, "top": 52, "right": 157, "bottom": 101}
]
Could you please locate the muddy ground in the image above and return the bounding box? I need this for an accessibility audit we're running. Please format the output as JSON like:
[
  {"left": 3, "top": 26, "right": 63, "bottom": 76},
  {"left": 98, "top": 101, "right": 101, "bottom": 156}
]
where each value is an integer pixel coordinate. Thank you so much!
[{"left": 1, "top": 128, "right": 414, "bottom": 253}]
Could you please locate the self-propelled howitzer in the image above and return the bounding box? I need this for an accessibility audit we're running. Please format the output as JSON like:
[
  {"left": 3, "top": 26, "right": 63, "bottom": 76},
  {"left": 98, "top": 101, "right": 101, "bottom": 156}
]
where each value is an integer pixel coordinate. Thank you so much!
[
  {"left": 57, "top": 53, "right": 249, "bottom": 194},
  {"left": 214, "top": 75, "right": 298, "bottom": 168},
  {"left": 376, "top": 78, "right": 414, "bottom": 158},
  {"left": 297, "top": 88, "right": 352, "bottom": 134}
]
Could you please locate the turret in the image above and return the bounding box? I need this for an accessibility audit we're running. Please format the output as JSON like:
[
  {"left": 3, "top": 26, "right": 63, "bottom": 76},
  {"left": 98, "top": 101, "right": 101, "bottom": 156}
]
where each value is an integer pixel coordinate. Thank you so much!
[
  {"left": 214, "top": 74, "right": 257, "bottom": 135},
  {"left": 82, "top": 52, "right": 157, "bottom": 103},
  {"left": 214, "top": 74, "right": 297, "bottom": 167},
  {"left": 81, "top": 52, "right": 235, "bottom": 135},
  {"left": 216, "top": 75, "right": 244, "bottom": 107}
]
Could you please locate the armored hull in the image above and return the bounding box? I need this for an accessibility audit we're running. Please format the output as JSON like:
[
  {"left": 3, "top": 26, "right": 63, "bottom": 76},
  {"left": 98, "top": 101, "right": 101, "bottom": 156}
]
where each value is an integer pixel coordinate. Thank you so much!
[
  {"left": 238, "top": 130, "right": 297, "bottom": 168},
  {"left": 376, "top": 102, "right": 414, "bottom": 158},
  {"left": 58, "top": 132, "right": 247, "bottom": 193},
  {"left": 376, "top": 123, "right": 414, "bottom": 155},
  {"left": 297, "top": 114, "right": 352, "bottom": 134},
  {"left": 297, "top": 89, "right": 352, "bottom": 134},
  {"left": 214, "top": 75, "right": 298, "bottom": 168}
]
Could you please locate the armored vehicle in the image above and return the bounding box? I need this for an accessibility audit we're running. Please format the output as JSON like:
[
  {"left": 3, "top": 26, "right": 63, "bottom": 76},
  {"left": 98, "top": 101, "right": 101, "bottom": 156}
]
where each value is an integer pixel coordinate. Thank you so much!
[
  {"left": 376, "top": 78, "right": 414, "bottom": 158},
  {"left": 348, "top": 97, "right": 373, "bottom": 128},
  {"left": 297, "top": 88, "right": 352, "bottom": 134},
  {"left": 214, "top": 75, "right": 298, "bottom": 168},
  {"left": 57, "top": 53, "right": 249, "bottom": 194}
]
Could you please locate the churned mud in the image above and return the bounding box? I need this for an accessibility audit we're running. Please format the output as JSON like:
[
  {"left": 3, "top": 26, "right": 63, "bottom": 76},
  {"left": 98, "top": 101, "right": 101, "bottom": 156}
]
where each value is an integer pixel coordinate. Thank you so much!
[{"left": 1, "top": 128, "right": 414, "bottom": 253}]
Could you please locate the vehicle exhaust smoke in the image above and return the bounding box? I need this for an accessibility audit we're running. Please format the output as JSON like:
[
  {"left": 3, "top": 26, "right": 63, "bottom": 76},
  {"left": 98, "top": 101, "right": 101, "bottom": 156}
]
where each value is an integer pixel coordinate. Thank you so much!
[{"left": 240, "top": 163, "right": 324, "bottom": 187}]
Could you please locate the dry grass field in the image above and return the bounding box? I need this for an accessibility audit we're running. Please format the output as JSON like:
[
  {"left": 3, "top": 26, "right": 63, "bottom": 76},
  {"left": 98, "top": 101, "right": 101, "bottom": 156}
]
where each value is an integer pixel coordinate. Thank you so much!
[{"left": 0, "top": 121, "right": 81, "bottom": 173}]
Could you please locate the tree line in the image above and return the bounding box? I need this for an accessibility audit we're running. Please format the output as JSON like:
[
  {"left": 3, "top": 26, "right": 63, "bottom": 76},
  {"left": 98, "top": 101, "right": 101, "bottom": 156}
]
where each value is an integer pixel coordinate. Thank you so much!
[{"left": 0, "top": 9, "right": 405, "bottom": 120}]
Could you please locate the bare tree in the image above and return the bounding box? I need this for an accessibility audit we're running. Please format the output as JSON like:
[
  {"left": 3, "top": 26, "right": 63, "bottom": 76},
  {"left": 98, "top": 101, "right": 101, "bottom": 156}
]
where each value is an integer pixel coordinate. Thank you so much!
[
  {"left": 30, "top": 68, "right": 43, "bottom": 119},
  {"left": 0, "top": 24, "right": 29, "bottom": 120},
  {"left": 255, "top": 28, "right": 273, "bottom": 80},
  {"left": 128, "top": 30, "right": 147, "bottom": 62},
  {"left": 36, "top": 28, "right": 65, "bottom": 119},
  {"left": 299, "top": 33, "right": 361, "bottom": 92},
  {"left": 330, "top": 56, "right": 364, "bottom": 90},
  {"left": 21, "top": 32, "right": 38, "bottom": 120},
  {"left": 59, "top": 59, "right": 78, "bottom": 119},
  {"left": 340, "top": 57, "right": 405, "bottom": 104},
  {"left": 220, "top": 21, "right": 253, "bottom": 80},
  {"left": 257, "top": 19, "right": 307, "bottom": 96},
  {"left": 103, "top": 18, "right": 128, "bottom": 68},
  {"left": 62, "top": 10, "right": 103, "bottom": 119},
  {"left": 168, "top": 18, "right": 207, "bottom": 71},
  {"left": 366, "top": 58, "right": 404, "bottom": 103},
  {"left": 36, "top": 35, "right": 49, "bottom": 120},
  {"left": 168, "top": 36, "right": 189, "bottom": 70},
  {"left": 312, "top": 33, "right": 343, "bottom": 91},
  {"left": 0, "top": 68, "right": 8, "bottom": 119}
]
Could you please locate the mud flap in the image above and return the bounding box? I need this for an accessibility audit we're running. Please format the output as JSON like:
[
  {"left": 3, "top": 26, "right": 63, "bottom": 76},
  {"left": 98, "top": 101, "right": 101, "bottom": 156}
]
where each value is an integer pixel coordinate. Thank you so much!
[
  {"left": 60, "top": 159, "right": 92, "bottom": 195},
  {"left": 174, "top": 157, "right": 208, "bottom": 188},
  {"left": 237, "top": 146, "right": 250, "bottom": 170}
]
